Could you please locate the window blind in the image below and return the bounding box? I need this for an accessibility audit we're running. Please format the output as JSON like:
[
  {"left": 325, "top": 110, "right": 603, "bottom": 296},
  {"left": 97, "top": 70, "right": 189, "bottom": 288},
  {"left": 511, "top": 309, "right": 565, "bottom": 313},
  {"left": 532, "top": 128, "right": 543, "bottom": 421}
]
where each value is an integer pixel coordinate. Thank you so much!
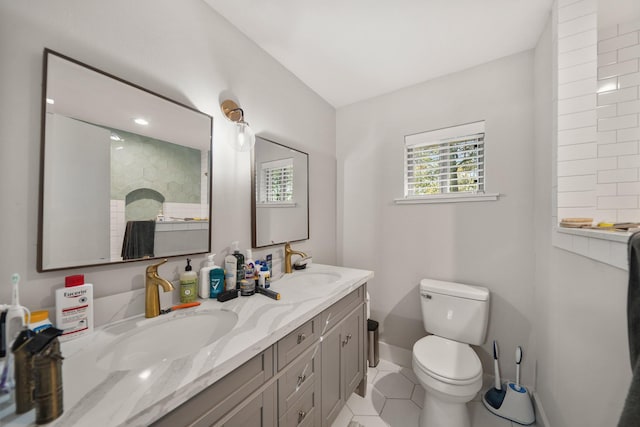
[
  {"left": 404, "top": 124, "right": 485, "bottom": 197},
  {"left": 260, "top": 158, "right": 294, "bottom": 203}
]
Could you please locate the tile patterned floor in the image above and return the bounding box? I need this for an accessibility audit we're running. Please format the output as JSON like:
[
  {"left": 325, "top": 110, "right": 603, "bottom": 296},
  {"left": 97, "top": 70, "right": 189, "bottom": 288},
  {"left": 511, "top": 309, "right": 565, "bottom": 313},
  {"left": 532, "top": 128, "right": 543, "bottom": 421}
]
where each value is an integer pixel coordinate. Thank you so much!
[{"left": 332, "top": 359, "right": 537, "bottom": 427}]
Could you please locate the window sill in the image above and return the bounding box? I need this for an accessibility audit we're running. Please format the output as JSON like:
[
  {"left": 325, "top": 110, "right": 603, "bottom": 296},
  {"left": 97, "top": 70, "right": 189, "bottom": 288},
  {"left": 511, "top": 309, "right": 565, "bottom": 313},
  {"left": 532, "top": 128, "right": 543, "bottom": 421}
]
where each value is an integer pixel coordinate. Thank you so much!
[
  {"left": 257, "top": 202, "right": 297, "bottom": 208},
  {"left": 553, "top": 226, "right": 630, "bottom": 270},
  {"left": 394, "top": 193, "right": 500, "bottom": 205}
]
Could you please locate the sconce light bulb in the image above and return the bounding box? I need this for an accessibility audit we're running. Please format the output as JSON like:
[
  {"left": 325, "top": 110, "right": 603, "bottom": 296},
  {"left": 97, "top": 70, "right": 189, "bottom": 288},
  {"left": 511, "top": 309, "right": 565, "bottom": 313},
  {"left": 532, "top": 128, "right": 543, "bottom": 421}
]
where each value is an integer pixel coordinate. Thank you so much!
[{"left": 235, "top": 122, "right": 255, "bottom": 152}]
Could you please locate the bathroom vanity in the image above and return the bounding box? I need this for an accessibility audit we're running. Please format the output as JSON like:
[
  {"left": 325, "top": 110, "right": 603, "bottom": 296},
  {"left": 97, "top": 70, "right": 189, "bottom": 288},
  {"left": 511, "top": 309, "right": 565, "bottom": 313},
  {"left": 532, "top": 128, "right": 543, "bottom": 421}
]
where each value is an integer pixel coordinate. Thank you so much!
[{"left": 0, "top": 264, "right": 372, "bottom": 427}]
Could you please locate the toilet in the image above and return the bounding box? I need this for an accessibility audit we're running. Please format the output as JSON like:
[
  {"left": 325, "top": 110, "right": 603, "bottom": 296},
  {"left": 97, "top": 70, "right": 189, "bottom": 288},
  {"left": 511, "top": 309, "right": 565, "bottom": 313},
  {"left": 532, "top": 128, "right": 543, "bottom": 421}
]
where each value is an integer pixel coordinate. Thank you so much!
[{"left": 412, "top": 278, "right": 490, "bottom": 427}]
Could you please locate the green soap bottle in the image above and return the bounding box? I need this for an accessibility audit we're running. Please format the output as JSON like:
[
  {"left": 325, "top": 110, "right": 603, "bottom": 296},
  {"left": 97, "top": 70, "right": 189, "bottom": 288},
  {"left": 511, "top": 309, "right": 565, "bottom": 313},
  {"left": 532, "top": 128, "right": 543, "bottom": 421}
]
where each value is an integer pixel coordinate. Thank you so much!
[{"left": 180, "top": 258, "right": 198, "bottom": 303}]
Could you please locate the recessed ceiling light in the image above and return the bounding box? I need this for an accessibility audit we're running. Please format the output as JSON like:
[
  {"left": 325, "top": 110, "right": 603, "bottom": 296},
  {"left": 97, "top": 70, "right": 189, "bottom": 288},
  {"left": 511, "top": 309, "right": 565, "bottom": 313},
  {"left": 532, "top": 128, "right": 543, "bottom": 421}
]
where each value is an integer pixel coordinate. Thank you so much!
[
  {"left": 46, "top": 98, "right": 55, "bottom": 104},
  {"left": 134, "top": 118, "right": 149, "bottom": 126}
]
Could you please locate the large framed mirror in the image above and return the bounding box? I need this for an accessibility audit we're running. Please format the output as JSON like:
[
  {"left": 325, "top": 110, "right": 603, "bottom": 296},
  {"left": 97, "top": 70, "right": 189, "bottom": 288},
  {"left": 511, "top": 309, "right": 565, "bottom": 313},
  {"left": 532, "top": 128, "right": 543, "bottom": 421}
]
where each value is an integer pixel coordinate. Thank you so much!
[
  {"left": 38, "top": 49, "right": 213, "bottom": 271},
  {"left": 251, "top": 136, "right": 309, "bottom": 248}
]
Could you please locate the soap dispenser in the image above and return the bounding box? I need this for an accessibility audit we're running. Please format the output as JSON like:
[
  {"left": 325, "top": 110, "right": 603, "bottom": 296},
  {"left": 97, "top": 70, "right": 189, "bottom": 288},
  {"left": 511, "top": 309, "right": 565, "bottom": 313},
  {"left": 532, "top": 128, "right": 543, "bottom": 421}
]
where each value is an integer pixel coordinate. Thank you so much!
[{"left": 180, "top": 259, "right": 198, "bottom": 303}]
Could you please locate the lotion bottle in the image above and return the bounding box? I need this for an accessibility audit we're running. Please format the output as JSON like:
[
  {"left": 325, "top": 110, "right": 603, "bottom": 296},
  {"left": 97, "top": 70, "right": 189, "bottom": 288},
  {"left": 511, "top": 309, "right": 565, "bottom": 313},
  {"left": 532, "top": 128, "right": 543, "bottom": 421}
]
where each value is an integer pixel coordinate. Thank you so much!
[
  {"left": 199, "top": 254, "right": 216, "bottom": 298},
  {"left": 55, "top": 274, "right": 93, "bottom": 342},
  {"left": 180, "top": 259, "right": 198, "bottom": 303}
]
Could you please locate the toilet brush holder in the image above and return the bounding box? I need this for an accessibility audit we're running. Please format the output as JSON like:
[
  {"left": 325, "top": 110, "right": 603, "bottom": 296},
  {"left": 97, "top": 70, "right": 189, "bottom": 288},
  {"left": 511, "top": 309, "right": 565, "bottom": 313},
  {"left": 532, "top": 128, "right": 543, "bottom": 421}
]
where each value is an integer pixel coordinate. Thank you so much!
[{"left": 483, "top": 382, "right": 535, "bottom": 425}]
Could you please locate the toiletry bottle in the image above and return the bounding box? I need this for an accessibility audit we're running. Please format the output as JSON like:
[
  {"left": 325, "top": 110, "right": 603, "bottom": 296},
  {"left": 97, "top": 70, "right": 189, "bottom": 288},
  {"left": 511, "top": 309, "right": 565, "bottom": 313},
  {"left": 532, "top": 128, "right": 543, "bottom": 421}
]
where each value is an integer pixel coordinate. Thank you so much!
[
  {"left": 244, "top": 249, "right": 256, "bottom": 281},
  {"left": 210, "top": 265, "right": 225, "bottom": 299},
  {"left": 55, "top": 274, "right": 93, "bottom": 342},
  {"left": 231, "top": 241, "right": 245, "bottom": 286},
  {"left": 199, "top": 254, "right": 216, "bottom": 298},
  {"left": 240, "top": 279, "right": 255, "bottom": 296},
  {"left": 180, "top": 259, "right": 198, "bottom": 303},
  {"left": 258, "top": 264, "right": 270, "bottom": 288},
  {"left": 266, "top": 254, "right": 273, "bottom": 279},
  {"left": 224, "top": 253, "right": 237, "bottom": 291}
]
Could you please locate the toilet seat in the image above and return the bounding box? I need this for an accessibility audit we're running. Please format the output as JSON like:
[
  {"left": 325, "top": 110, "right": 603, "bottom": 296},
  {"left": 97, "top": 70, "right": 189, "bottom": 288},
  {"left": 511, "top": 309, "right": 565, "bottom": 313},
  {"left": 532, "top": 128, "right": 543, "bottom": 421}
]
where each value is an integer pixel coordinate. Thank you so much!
[{"left": 413, "top": 335, "right": 482, "bottom": 386}]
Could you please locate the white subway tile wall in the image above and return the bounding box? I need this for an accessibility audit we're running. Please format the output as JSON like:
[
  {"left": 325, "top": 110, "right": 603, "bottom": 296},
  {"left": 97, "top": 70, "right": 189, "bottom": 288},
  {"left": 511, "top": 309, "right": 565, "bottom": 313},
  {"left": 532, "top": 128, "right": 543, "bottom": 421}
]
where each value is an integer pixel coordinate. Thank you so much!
[
  {"left": 595, "top": 18, "right": 640, "bottom": 222},
  {"left": 556, "top": 0, "right": 640, "bottom": 224}
]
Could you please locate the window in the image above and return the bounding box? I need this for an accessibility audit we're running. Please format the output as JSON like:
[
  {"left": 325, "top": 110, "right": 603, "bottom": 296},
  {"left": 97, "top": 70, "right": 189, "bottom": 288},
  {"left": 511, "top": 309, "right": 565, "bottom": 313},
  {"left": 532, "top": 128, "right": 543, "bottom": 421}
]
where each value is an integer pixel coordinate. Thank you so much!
[
  {"left": 259, "top": 158, "right": 294, "bottom": 203},
  {"left": 403, "top": 121, "right": 487, "bottom": 199}
]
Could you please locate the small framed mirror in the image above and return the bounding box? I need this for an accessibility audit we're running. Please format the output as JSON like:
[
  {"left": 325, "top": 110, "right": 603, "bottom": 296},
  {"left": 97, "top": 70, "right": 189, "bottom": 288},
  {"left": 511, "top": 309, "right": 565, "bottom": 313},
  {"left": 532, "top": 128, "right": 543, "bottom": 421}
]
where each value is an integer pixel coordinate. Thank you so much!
[
  {"left": 38, "top": 49, "right": 213, "bottom": 271},
  {"left": 251, "top": 136, "right": 309, "bottom": 247}
]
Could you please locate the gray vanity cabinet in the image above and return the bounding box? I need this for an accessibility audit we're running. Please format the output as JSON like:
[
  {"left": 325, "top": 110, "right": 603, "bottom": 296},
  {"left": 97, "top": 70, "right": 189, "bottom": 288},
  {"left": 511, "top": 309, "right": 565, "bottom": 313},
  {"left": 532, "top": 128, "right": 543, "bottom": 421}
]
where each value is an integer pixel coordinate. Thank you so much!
[{"left": 152, "top": 284, "right": 367, "bottom": 427}]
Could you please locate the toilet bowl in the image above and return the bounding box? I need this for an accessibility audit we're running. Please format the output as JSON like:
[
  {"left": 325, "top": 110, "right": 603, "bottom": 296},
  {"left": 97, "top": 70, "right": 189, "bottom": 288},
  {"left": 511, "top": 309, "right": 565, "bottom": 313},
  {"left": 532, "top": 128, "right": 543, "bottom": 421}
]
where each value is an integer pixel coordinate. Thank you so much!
[
  {"left": 412, "top": 279, "right": 490, "bottom": 427},
  {"left": 413, "top": 336, "right": 483, "bottom": 427}
]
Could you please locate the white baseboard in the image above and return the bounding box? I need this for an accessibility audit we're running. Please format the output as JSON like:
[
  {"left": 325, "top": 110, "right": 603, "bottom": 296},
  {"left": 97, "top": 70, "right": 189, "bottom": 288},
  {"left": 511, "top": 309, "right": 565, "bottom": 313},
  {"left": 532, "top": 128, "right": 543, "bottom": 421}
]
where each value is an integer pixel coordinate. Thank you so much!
[
  {"left": 378, "top": 341, "right": 412, "bottom": 368},
  {"left": 532, "top": 391, "right": 550, "bottom": 427}
]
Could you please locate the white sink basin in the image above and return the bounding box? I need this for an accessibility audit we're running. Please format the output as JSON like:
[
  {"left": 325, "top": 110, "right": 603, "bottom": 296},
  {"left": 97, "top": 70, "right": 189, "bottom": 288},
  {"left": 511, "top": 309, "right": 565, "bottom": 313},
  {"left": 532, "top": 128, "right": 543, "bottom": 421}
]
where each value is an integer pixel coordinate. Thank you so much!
[
  {"left": 297, "top": 271, "right": 342, "bottom": 285},
  {"left": 97, "top": 310, "right": 238, "bottom": 371}
]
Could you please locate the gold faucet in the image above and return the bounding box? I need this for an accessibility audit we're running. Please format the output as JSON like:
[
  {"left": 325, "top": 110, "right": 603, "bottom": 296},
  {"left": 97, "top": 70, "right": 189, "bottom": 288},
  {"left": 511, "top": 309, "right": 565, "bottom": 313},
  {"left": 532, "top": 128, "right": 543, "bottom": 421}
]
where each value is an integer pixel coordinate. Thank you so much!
[
  {"left": 145, "top": 259, "right": 174, "bottom": 318},
  {"left": 284, "top": 242, "right": 308, "bottom": 274}
]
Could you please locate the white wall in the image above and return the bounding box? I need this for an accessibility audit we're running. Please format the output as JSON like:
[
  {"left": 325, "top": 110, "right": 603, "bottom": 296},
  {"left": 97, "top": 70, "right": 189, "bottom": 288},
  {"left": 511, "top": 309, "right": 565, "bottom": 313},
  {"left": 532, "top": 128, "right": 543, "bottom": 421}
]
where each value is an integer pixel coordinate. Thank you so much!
[
  {"left": 0, "top": 0, "right": 336, "bottom": 308},
  {"left": 533, "top": 14, "right": 632, "bottom": 427},
  {"left": 337, "top": 51, "right": 537, "bottom": 382}
]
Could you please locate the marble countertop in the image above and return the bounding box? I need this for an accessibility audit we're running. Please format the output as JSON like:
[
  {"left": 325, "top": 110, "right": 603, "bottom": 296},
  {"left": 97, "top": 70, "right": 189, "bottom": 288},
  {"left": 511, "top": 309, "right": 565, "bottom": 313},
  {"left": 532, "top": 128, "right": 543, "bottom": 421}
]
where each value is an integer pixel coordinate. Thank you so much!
[{"left": 0, "top": 264, "right": 373, "bottom": 426}]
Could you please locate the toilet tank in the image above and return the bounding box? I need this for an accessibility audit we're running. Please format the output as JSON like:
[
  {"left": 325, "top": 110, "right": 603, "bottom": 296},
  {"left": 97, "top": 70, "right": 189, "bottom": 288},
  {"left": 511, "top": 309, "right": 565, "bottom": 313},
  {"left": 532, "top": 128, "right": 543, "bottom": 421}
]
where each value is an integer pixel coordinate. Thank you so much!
[{"left": 419, "top": 278, "right": 490, "bottom": 346}]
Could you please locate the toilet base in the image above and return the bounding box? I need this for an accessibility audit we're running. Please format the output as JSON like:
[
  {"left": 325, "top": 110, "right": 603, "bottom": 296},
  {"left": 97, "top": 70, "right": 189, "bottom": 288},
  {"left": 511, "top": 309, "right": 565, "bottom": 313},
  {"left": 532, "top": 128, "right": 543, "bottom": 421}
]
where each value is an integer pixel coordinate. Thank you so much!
[{"left": 421, "top": 391, "right": 471, "bottom": 427}]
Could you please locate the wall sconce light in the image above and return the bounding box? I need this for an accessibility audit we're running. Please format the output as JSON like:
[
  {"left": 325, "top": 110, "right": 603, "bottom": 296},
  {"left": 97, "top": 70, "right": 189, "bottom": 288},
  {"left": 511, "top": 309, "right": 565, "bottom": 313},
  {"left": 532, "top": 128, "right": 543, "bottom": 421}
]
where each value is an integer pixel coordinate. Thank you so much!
[{"left": 221, "top": 99, "right": 256, "bottom": 152}]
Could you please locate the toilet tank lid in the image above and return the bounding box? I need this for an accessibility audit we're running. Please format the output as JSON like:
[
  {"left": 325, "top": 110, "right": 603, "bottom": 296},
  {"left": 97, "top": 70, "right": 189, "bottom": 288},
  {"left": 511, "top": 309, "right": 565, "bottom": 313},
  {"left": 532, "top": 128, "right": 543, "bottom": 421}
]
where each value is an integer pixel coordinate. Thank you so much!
[{"left": 420, "top": 279, "right": 489, "bottom": 301}]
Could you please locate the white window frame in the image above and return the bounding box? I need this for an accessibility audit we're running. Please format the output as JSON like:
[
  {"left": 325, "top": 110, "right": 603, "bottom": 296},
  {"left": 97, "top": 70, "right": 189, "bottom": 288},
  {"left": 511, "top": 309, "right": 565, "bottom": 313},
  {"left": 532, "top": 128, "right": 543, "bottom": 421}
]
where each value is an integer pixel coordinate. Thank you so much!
[{"left": 395, "top": 121, "right": 499, "bottom": 204}]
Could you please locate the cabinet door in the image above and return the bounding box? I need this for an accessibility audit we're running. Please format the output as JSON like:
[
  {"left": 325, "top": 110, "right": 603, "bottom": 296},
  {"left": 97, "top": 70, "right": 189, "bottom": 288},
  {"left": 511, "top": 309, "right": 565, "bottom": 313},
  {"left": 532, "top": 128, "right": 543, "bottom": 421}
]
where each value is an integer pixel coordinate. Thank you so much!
[
  {"left": 220, "top": 382, "right": 276, "bottom": 427},
  {"left": 342, "top": 306, "right": 364, "bottom": 397},
  {"left": 151, "top": 349, "right": 274, "bottom": 427},
  {"left": 320, "top": 323, "right": 342, "bottom": 426},
  {"left": 320, "top": 303, "right": 365, "bottom": 427}
]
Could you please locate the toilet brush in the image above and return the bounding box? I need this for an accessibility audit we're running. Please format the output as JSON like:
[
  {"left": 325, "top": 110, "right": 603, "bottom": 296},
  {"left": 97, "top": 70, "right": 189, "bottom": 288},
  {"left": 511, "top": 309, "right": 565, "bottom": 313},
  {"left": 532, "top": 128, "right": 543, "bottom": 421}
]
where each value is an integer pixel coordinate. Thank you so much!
[
  {"left": 482, "top": 341, "right": 506, "bottom": 409},
  {"left": 483, "top": 345, "right": 536, "bottom": 425}
]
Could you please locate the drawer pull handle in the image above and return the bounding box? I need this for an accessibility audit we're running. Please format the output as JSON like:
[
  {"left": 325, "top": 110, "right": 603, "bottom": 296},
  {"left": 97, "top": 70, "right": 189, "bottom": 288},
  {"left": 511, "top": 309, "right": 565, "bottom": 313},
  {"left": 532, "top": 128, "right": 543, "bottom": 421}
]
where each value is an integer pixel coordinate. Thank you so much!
[
  {"left": 297, "top": 374, "right": 306, "bottom": 387},
  {"left": 297, "top": 333, "right": 306, "bottom": 344},
  {"left": 298, "top": 410, "right": 307, "bottom": 424},
  {"left": 342, "top": 334, "right": 353, "bottom": 347}
]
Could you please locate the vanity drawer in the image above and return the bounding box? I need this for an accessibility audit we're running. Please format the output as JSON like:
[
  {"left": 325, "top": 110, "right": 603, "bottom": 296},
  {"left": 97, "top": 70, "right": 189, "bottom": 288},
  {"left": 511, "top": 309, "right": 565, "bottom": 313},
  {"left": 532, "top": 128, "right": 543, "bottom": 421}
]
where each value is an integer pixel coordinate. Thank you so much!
[
  {"left": 279, "top": 378, "right": 320, "bottom": 427},
  {"left": 320, "top": 286, "right": 364, "bottom": 335},
  {"left": 278, "top": 343, "right": 320, "bottom": 415},
  {"left": 277, "top": 315, "right": 320, "bottom": 370},
  {"left": 151, "top": 348, "right": 274, "bottom": 427}
]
